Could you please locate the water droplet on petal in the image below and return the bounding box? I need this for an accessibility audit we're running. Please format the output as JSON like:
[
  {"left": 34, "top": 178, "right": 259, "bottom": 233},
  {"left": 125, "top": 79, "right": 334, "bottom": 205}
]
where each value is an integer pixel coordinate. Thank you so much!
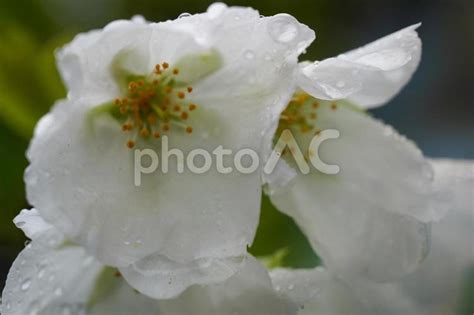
[
  {"left": 244, "top": 50, "right": 255, "bottom": 60},
  {"left": 207, "top": 2, "right": 227, "bottom": 19},
  {"left": 54, "top": 287, "right": 63, "bottom": 297},
  {"left": 82, "top": 256, "right": 94, "bottom": 267},
  {"left": 268, "top": 15, "right": 299, "bottom": 43},
  {"left": 178, "top": 12, "right": 191, "bottom": 19},
  {"left": 336, "top": 80, "right": 346, "bottom": 88},
  {"left": 37, "top": 267, "right": 45, "bottom": 279},
  {"left": 21, "top": 279, "right": 31, "bottom": 291}
]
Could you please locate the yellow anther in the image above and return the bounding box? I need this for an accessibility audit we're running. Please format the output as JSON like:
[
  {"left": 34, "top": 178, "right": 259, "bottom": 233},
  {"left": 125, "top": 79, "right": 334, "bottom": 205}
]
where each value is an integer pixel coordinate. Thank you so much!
[
  {"left": 115, "top": 61, "right": 197, "bottom": 148},
  {"left": 127, "top": 140, "right": 136, "bottom": 149}
]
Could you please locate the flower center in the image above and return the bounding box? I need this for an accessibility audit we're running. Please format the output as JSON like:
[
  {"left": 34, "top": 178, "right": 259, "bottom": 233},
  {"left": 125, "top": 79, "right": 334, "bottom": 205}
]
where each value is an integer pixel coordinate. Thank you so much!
[
  {"left": 277, "top": 93, "right": 317, "bottom": 136},
  {"left": 277, "top": 92, "right": 339, "bottom": 136},
  {"left": 113, "top": 62, "right": 198, "bottom": 149}
]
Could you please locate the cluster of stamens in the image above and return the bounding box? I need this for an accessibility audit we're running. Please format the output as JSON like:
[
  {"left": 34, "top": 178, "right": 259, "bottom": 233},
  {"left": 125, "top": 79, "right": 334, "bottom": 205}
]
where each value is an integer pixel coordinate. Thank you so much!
[
  {"left": 277, "top": 93, "right": 338, "bottom": 157},
  {"left": 113, "top": 62, "right": 197, "bottom": 149},
  {"left": 277, "top": 93, "right": 319, "bottom": 136}
]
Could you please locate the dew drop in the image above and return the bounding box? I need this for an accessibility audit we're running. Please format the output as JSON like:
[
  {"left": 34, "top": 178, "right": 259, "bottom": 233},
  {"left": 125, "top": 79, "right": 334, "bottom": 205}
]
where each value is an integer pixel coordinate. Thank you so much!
[
  {"left": 288, "top": 284, "right": 295, "bottom": 290},
  {"left": 21, "top": 279, "right": 31, "bottom": 291},
  {"left": 207, "top": 2, "right": 227, "bottom": 19},
  {"left": 37, "top": 267, "right": 45, "bottom": 279},
  {"left": 268, "top": 15, "right": 299, "bottom": 43},
  {"left": 336, "top": 80, "right": 346, "bottom": 88},
  {"left": 178, "top": 12, "right": 191, "bottom": 19},
  {"left": 244, "top": 50, "right": 255, "bottom": 60},
  {"left": 54, "top": 287, "right": 63, "bottom": 297},
  {"left": 82, "top": 256, "right": 94, "bottom": 267},
  {"left": 15, "top": 221, "right": 25, "bottom": 227}
]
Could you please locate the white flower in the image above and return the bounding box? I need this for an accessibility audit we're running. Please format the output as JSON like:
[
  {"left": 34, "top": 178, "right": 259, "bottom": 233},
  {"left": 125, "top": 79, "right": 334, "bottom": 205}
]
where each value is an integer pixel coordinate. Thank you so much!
[
  {"left": 4, "top": 159, "right": 471, "bottom": 315},
  {"left": 265, "top": 24, "right": 448, "bottom": 282},
  {"left": 399, "top": 159, "right": 474, "bottom": 314},
  {"left": 271, "top": 159, "right": 473, "bottom": 315},
  {"left": 24, "top": 4, "right": 314, "bottom": 298},
  {"left": 1, "top": 210, "right": 297, "bottom": 315}
]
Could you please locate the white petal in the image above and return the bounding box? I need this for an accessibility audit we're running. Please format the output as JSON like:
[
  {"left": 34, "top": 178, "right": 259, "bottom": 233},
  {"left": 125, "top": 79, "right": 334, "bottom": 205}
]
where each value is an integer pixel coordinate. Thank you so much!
[
  {"left": 13, "top": 208, "right": 54, "bottom": 240},
  {"left": 400, "top": 159, "right": 474, "bottom": 314},
  {"left": 158, "top": 256, "right": 297, "bottom": 315},
  {"left": 1, "top": 233, "right": 103, "bottom": 315},
  {"left": 0, "top": 235, "right": 164, "bottom": 315},
  {"left": 57, "top": 18, "right": 152, "bottom": 100},
  {"left": 271, "top": 268, "right": 421, "bottom": 315},
  {"left": 271, "top": 268, "right": 365, "bottom": 313},
  {"left": 26, "top": 97, "right": 260, "bottom": 270},
  {"left": 170, "top": 4, "right": 315, "bottom": 158},
  {"left": 87, "top": 269, "right": 162, "bottom": 315},
  {"left": 120, "top": 254, "right": 245, "bottom": 299},
  {"left": 298, "top": 24, "right": 421, "bottom": 108},
  {"left": 269, "top": 99, "right": 439, "bottom": 282},
  {"left": 27, "top": 6, "right": 315, "bottom": 289}
]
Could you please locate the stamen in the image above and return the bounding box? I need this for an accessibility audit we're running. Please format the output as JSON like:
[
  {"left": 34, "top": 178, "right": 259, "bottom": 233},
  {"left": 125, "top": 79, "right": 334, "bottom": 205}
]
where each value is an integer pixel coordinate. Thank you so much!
[
  {"left": 110, "top": 61, "right": 197, "bottom": 149},
  {"left": 276, "top": 92, "right": 322, "bottom": 137}
]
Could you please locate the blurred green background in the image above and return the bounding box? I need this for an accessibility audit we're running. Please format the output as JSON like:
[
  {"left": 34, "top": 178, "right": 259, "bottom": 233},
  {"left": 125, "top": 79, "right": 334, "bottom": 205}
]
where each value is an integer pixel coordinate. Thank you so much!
[{"left": 0, "top": 0, "right": 473, "bottom": 293}]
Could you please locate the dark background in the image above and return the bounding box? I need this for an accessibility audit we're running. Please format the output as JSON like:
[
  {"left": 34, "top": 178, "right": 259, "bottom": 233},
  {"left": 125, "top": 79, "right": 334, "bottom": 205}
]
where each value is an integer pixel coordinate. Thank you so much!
[{"left": 1, "top": 0, "right": 473, "bottom": 290}]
